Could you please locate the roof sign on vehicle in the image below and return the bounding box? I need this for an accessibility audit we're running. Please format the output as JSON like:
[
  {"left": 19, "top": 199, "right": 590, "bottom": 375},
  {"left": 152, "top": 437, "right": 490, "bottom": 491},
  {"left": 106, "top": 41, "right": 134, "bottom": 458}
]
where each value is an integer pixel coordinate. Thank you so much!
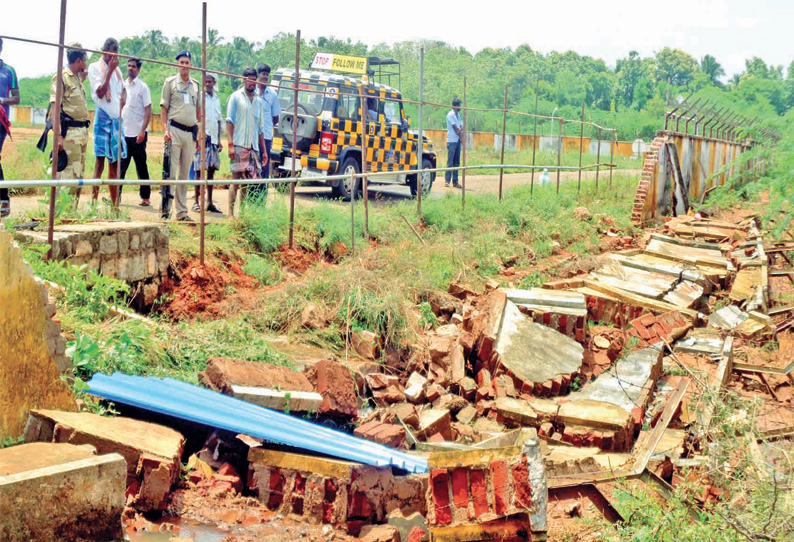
[{"left": 311, "top": 52, "right": 368, "bottom": 75}]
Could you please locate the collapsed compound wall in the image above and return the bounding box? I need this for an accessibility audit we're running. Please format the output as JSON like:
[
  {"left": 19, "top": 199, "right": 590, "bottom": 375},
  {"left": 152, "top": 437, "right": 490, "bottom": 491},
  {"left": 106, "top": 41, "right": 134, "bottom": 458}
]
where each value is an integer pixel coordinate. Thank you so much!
[{"left": 632, "top": 131, "right": 755, "bottom": 226}]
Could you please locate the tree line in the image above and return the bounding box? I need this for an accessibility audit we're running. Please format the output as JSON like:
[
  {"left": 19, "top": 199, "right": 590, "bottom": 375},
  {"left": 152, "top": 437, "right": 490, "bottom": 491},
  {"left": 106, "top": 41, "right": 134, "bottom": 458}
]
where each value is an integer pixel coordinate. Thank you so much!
[{"left": 18, "top": 30, "right": 794, "bottom": 140}]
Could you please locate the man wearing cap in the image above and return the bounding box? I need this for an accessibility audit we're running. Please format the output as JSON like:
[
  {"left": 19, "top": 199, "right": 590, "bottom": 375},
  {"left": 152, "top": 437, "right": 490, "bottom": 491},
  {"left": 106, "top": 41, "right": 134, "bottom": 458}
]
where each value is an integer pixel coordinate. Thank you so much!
[
  {"left": 250, "top": 63, "right": 280, "bottom": 201},
  {"left": 120, "top": 58, "right": 152, "bottom": 206},
  {"left": 50, "top": 44, "right": 91, "bottom": 195},
  {"left": 0, "top": 37, "right": 20, "bottom": 218},
  {"left": 192, "top": 71, "right": 222, "bottom": 213},
  {"left": 87, "top": 37, "right": 126, "bottom": 209},
  {"left": 161, "top": 50, "right": 201, "bottom": 221}
]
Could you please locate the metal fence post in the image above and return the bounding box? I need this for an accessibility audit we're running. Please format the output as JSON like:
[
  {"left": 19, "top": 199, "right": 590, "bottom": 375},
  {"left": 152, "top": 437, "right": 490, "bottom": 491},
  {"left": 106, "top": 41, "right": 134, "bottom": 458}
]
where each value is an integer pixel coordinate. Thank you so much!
[
  {"left": 199, "top": 2, "right": 207, "bottom": 266},
  {"left": 461, "top": 76, "right": 467, "bottom": 211},
  {"left": 288, "top": 30, "right": 300, "bottom": 249},
  {"left": 577, "top": 102, "right": 584, "bottom": 192},
  {"left": 595, "top": 127, "right": 602, "bottom": 190},
  {"left": 609, "top": 130, "right": 615, "bottom": 189},
  {"left": 47, "top": 0, "right": 67, "bottom": 261},
  {"left": 416, "top": 46, "right": 424, "bottom": 220},
  {"left": 358, "top": 85, "right": 369, "bottom": 240},
  {"left": 498, "top": 84, "right": 507, "bottom": 201},
  {"left": 556, "top": 118, "right": 562, "bottom": 194},
  {"left": 530, "top": 79, "right": 539, "bottom": 196},
  {"left": 349, "top": 169, "right": 355, "bottom": 256}
]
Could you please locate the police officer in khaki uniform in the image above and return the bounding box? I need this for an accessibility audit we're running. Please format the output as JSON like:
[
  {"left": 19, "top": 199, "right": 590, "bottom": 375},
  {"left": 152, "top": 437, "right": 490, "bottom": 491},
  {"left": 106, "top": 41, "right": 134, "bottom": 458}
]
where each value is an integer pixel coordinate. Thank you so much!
[
  {"left": 50, "top": 44, "right": 91, "bottom": 199},
  {"left": 160, "top": 50, "right": 201, "bottom": 221}
]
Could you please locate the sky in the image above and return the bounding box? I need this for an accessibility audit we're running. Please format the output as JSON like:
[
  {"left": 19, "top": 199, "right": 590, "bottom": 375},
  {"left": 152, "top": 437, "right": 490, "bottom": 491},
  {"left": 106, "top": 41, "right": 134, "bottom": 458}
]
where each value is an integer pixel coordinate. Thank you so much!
[{"left": 2, "top": 0, "right": 793, "bottom": 80}]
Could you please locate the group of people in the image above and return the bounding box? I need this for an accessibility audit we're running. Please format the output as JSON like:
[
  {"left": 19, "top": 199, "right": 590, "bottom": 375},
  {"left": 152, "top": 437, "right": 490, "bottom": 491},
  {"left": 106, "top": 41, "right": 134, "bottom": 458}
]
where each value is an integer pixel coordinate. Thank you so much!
[
  {"left": 0, "top": 37, "right": 473, "bottom": 220},
  {"left": 0, "top": 37, "right": 281, "bottom": 221}
]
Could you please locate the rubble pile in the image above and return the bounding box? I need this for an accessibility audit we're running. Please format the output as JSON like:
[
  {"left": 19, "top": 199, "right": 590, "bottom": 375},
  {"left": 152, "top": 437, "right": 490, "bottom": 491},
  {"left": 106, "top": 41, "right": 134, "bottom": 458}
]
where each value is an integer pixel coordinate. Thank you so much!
[{"left": 7, "top": 210, "right": 794, "bottom": 542}]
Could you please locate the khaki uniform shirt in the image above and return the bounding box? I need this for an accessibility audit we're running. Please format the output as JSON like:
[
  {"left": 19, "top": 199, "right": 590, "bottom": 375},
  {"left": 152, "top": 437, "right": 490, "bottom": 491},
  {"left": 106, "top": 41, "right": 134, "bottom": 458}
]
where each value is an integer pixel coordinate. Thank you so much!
[
  {"left": 161, "top": 75, "right": 200, "bottom": 127},
  {"left": 50, "top": 67, "right": 89, "bottom": 121}
]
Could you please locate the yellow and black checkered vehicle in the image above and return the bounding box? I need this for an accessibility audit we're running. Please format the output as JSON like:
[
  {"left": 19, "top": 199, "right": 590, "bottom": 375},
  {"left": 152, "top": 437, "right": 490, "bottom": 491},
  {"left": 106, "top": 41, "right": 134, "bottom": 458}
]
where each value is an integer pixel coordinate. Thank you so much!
[{"left": 270, "top": 68, "right": 436, "bottom": 199}]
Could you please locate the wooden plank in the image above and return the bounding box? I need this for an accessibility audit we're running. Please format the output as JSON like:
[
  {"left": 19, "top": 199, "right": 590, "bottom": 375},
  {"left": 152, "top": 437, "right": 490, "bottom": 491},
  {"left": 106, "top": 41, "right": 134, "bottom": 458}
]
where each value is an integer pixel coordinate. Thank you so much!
[
  {"left": 247, "top": 448, "right": 358, "bottom": 479},
  {"left": 631, "top": 378, "right": 690, "bottom": 471}
]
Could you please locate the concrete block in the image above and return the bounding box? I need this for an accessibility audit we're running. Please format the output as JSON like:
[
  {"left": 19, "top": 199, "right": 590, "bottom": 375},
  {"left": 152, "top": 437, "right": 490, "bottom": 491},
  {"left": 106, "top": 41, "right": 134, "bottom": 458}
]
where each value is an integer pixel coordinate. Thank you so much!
[
  {"left": 231, "top": 385, "right": 324, "bottom": 412},
  {"left": 0, "top": 444, "right": 126, "bottom": 542}
]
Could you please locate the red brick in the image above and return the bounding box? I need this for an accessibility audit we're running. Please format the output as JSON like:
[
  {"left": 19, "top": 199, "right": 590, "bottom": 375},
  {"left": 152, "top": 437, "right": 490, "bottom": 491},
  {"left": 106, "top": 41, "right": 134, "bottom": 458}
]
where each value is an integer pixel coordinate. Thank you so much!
[
  {"left": 268, "top": 468, "right": 284, "bottom": 510},
  {"left": 469, "top": 469, "right": 490, "bottom": 519},
  {"left": 511, "top": 457, "right": 532, "bottom": 510},
  {"left": 477, "top": 369, "right": 492, "bottom": 388},
  {"left": 651, "top": 323, "right": 666, "bottom": 339},
  {"left": 543, "top": 312, "right": 552, "bottom": 326},
  {"left": 431, "top": 469, "right": 452, "bottom": 525},
  {"left": 558, "top": 314, "right": 569, "bottom": 334},
  {"left": 451, "top": 468, "right": 469, "bottom": 511},
  {"left": 575, "top": 327, "right": 585, "bottom": 342},
  {"left": 406, "top": 527, "right": 427, "bottom": 542},
  {"left": 631, "top": 407, "right": 644, "bottom": 432},
  {"left": 322, "top": 478, "right": 337, "bottom": 523},
  {"left": 632, "top": 322, "right": 652, "bottom": 340},
  {"left": 490, "top": 460, "right": 510, "bottom": 516},
  {"left": 639, "top": 313, "right": 656, "bottom": 326}
]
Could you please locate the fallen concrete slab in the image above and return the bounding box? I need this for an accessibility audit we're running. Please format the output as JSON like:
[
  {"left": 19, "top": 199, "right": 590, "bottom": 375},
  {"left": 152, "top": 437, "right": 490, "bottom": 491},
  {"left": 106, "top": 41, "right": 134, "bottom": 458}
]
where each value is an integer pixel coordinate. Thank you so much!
[
  {"left": 502, "top": 288, "right": 587, "bottom": 340},
  {"left": 24, "top": 409, "right": 185, "bottom": 511},
  {"left": 0, "top": 443, "right": 126, "bottom": 542},
  {"left": 495, "top": 301, "right": 584, "bottom": 393},
  {"left": 230, "top": 385, "right": 324, "bottom": 412},
  {"left": 567, "top": 347, "right": 663, "bottom": 414}
]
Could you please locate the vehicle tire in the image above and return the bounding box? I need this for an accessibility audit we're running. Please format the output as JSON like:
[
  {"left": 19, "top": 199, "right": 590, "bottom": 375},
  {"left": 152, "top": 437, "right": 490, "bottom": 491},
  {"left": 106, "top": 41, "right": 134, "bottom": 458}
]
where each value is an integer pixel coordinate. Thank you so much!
[
  {"left": 337, "top": 157, "right": 362, "bottom": 201},
  {"left": 409, "top": 158, "right": 435, "bottom": 197},
  {"left": 278, "top": 103, "right": 318, "bottom": 153}
]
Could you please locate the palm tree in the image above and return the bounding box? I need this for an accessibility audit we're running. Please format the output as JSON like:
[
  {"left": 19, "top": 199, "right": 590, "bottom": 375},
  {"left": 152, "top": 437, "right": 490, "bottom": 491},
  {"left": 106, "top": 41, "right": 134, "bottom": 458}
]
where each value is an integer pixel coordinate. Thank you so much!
[
  {"left": 142, "top": 29, "right": 169, "bottom": 60},
  {"left": 700, "top": 55, "right": 725, "bottom": 86}
]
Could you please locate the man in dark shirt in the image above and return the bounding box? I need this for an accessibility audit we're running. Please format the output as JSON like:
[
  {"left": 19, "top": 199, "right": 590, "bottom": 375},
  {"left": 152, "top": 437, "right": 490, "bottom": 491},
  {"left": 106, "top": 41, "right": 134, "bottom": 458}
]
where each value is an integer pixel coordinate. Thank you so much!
[{"left": 0, "top": 38, "right": 20, "bottom": 217}]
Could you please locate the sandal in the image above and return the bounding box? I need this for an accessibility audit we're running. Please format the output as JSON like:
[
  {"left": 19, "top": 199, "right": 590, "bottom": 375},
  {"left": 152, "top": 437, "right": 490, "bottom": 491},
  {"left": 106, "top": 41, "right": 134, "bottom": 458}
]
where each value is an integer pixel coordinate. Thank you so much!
[
  {"left": 140, "top": 199, "right": 151, "bottom": 207},
  {"left": 191, "top": 202, "right": 201, "bottom": 212},
  {"left": 206, "top": 203, "right": 222, "bottom": 213},
  {"left": 0, "top": 201, "right": 9, "bottom": 218}
]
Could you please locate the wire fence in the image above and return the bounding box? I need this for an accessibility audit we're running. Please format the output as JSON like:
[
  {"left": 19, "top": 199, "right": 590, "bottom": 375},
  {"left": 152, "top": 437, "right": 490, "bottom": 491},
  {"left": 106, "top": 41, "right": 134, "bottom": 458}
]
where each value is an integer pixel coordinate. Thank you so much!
[{"left": 0, "top": 1, "right": 621, "bottom": 266}]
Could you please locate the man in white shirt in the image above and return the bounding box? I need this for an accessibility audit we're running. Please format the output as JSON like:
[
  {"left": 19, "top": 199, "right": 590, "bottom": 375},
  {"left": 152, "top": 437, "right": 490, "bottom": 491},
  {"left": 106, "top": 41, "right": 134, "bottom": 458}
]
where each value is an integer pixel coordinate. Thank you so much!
[
  {"left": 192, "top": 72, "right": 222, "bottom": 213},
  {"left": 87, "top": 37, "right": 126, "bottom": 209},
  {"left": 250, "top": 63, "right": 281, "bottom": 201},
  {"left": 120, "top": 58, "right": 152, "bottom": 206}
]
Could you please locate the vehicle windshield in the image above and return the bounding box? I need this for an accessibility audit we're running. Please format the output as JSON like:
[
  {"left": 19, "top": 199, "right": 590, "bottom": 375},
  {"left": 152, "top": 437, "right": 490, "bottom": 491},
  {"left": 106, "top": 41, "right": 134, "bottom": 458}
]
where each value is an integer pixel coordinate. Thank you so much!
[{"left": 275, "top": 78, "right": 328, "bottom": 116}]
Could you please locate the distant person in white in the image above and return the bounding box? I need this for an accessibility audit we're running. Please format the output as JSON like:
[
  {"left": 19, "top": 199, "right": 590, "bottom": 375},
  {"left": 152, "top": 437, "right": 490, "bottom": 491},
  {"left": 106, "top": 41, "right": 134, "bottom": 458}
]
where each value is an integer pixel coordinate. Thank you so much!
[
  {"left": 120, "top": 58, "right": 152, "bottom": 206},
  {"left": 539, "top": 168, "right": 551, "bottom": 186}
]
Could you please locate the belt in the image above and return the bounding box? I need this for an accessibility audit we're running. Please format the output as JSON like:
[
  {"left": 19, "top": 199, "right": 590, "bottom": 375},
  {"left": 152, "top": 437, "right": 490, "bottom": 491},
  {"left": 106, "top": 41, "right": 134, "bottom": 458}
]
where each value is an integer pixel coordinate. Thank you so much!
[
  {"left": 169, "top": 120, "right": 196, "bottom": 133},
  {"left": 64, "top": 119, "right": 90, "bottom": 128}
]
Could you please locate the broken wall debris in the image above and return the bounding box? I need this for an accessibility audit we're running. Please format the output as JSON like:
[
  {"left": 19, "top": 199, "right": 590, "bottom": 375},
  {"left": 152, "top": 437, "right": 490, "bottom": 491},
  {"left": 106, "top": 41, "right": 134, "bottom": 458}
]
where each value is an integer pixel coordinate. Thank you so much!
[
  {"left": 24, "top": 409, "right": 185, "bottom": 512},
  {"left": 0, "top": 443, "right": 126, "bottom": 542}
]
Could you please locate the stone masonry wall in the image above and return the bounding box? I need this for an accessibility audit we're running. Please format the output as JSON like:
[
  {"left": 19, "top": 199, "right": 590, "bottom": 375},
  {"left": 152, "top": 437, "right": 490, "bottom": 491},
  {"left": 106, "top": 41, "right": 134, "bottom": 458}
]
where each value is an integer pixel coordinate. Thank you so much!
[{"left": 16, "top": 222, "right": 169, "bottom": 308}]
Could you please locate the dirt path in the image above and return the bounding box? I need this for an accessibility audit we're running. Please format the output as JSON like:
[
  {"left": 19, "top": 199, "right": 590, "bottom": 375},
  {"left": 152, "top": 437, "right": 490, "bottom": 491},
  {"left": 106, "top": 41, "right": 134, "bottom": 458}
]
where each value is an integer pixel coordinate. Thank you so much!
[{"left": 4, "top": 127, "right": 639, "bottom": 221}]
